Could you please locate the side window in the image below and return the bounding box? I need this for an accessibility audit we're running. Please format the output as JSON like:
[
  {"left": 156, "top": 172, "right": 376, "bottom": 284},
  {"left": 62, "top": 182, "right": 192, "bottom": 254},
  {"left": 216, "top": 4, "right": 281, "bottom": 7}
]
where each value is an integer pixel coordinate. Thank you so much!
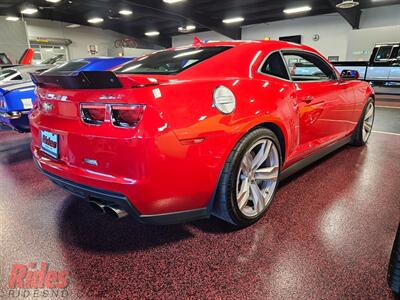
[
  {"left": 260, "top": 52, "right": 289, "bottom": 80},
  {"left": 375, "top": 46, "right": 393, "bottom": 62},
  {"left": 282, "top": 51, "right": 337, "bottom": 82}
]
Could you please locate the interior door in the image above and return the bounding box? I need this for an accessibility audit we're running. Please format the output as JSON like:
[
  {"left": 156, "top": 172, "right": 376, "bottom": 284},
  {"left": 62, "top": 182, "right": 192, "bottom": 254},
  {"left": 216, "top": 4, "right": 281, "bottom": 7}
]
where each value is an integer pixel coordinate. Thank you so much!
[{"left": 282, "top": 51, "right": 354, "bottom": 157}]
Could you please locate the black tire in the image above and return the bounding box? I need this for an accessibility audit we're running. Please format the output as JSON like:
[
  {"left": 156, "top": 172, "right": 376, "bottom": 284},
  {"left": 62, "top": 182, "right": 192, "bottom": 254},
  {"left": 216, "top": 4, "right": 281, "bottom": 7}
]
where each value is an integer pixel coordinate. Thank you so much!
[
  {"left": 350, "top": 98, "right": 375, "bottom": 146},
  {"left": 212, "top": 128, "right": 282, "bottom": 227}
]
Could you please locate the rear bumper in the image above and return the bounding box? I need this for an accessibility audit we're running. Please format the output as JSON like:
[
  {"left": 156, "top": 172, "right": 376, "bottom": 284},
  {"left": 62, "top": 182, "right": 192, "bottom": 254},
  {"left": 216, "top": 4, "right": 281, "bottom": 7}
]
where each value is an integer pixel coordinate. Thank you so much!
[
  {"left": 34, "top": 158, "right": 209, "bottom": 225},
  {"left": 0, "top": 110, "right": 30, "bottom": 120},
  {"left": 0, "top": 112, "right": 30, "bottom": 132}
]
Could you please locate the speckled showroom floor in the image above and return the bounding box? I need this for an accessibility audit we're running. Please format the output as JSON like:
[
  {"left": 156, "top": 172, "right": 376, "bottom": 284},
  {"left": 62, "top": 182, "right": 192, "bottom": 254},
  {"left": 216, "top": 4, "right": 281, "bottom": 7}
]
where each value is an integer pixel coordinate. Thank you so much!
[{"left": 0, "top": 96, "right": 399, "bottom": 299}]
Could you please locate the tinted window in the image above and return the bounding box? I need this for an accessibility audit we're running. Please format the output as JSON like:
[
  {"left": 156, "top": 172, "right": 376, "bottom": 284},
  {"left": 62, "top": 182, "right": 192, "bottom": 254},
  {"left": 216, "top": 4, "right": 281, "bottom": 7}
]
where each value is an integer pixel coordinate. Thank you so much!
[
  {"left": 260, "top": 52, "right": 289, "bottom": 80},
  {"left": 0, "top": 69, "right": 16, "bottom": 80},
  {"left": 115, "top": 46, "right": 231, "bottom": 75},
  {"left": 0, "top": 69, "right": 22, "bottom": 81},
  {"left": 375, "top": 46, "right": 393, "bottom": 62},
  {"left": 41, "top": 54, "right": 65, "bottom": 65},
  {"left": 283, "top": 51, "right": 336, "bottom": 81}
]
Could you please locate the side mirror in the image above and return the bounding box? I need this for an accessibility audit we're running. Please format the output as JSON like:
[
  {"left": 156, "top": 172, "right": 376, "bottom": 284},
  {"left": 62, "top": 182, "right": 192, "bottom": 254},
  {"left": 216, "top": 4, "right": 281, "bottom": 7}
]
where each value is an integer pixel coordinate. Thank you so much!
[{"left": 341, "top": 69, "right": 360, "bottom": 80}]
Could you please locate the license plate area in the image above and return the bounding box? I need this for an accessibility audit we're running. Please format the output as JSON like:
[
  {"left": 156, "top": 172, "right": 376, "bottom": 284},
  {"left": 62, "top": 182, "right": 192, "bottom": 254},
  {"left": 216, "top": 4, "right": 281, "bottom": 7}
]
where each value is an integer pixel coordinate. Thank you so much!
[{"left": 40, "top": 130, "right": 59, "bottom": 159}]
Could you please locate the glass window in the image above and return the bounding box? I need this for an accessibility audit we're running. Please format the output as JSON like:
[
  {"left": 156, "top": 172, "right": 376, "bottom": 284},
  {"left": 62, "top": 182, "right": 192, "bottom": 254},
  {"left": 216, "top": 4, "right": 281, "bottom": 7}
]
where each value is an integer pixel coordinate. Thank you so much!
[
  {"left": 0, "top": 69, "right": 23, "bottom": 81},
  {"left": 260, "top": 52, "right": 289, "bottom": 80},
  {"left": 30, "top": 44, "right": 68, "bottom": 65},
  {"left": 0, "top": 53, "right": 11, "bottom": 65},
  {"left": 375, "top": 46, "right": 393, "bottom": 62},
  {"left": 115, "top": 46, "right": 231, "bottom": 75},
  {"left": 282, "top": 51, "right": 336, "bottom": 81},
  {"left": 0, "top": 69, "right": 16, "bottom": 80}
]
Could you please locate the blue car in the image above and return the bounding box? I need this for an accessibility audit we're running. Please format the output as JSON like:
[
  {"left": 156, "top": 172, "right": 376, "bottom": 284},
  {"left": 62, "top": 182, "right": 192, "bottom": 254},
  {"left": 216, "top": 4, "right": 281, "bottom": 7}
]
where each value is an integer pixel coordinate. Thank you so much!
[{"left": 0, "top": 57, "right": 132, "bottom": 132}]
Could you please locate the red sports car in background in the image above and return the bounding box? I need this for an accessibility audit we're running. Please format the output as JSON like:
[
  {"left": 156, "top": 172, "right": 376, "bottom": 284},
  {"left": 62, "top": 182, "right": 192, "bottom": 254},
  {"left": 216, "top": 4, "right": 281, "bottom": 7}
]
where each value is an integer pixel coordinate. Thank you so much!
[{"left": 29, "top": 40, "right": 375, "bottom": 227}]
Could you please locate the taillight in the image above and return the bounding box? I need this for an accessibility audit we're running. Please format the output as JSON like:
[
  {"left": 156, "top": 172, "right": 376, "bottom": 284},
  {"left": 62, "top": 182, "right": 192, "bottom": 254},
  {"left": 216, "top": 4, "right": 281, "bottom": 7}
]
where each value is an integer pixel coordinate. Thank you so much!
[
  {"left": 111, "top": 105, "right": 145, "bottom": 128},
  {"left": 80, "top": 104, "right": 106, "bottom": 125}
]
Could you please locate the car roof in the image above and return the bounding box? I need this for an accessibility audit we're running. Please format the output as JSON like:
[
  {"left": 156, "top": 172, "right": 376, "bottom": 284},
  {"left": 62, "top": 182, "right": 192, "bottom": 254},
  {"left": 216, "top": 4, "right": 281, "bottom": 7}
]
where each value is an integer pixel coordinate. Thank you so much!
[{"left": 172, "top": 39, "right": 312, "bottom": 51}]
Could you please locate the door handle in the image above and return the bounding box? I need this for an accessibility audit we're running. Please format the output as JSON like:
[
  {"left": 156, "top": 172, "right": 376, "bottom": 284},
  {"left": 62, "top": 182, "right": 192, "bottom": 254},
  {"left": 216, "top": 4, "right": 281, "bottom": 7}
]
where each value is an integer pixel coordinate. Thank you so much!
[{"left": 301, "top": 96, "right": 314, "bottom": 104}]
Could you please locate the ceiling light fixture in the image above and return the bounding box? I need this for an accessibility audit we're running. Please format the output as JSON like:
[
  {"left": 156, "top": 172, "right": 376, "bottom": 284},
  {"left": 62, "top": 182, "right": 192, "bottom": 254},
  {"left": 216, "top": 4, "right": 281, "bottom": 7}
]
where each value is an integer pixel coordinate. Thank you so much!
[
  {"left": 46, "top": 0, "right": 62, "bottom": 3},
  {"left": 222, "top": 17, "right": 245, "bottom": 24},
  {"left": 163, "top": 0, "right": 186, "bottom": 3},
  {"left": 145, "top": 31, "right": 160, "bottom": 37},
  {"left": 6, "top": 16, "right": 19, "bottom": 21},
  {"left": 178, "top": 25, "right": 196, "bottom": 33},
  {"left": 88, "top": 17, "right": 104, "bottom": 24},
  {"left": 336, "top": 0, "right": 359, "bottom": 9},
  {"left": 66, "top": 24, "right": 80, "bottom": 28},
  {"left": 21, "top": 7, "right": 38, "bottom": 14},
  {"left": 283, "top": 6, "right": 312, "bottom": 14},
  {"left": 119, "top": 9, "right": 133, "bottom": 15}
]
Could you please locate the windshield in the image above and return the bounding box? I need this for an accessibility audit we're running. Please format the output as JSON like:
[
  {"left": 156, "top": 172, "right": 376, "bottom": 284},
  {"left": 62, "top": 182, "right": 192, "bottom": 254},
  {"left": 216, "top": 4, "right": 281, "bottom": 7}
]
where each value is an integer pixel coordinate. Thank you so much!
[
  {"left": 115, "top": 46, "right": 231, "bottom": 75},
  {"left": 41, "top": 54, "right": 65, "bottom": 65},
  {"left": 0, "top": 69, "right": 23, "bottom": 82}
]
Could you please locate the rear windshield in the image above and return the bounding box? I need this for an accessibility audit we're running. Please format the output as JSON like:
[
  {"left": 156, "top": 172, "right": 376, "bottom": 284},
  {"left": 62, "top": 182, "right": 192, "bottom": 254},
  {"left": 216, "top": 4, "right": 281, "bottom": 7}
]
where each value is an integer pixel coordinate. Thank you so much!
[{"left": 115, "top": 46, "right": 231, "bottom": 75}]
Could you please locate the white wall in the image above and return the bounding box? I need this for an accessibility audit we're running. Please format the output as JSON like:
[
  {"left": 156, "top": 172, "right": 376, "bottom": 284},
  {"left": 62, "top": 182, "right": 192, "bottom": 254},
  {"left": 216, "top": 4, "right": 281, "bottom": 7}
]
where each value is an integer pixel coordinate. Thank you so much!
[
  {"left": 347, "top": 5, "right": 400, "bottom": 61},
  {"left": 242, "top": 14, "right": 351, "bottom": 60},
  {"left": 25, "top": 19, "right": 156, "bottom": 60},
  {"left": 172, "top": 4, "right": 400, "bottom": 62},
  {"left": 173, "top": 31, "right": 232, "bottom": 47},
  {"left": 26, "top": 19, "right": 159, "bottom": 59},
  {"left": 0, "top": 17, "right": 29, "bottom": 63},
  {"left": 360, "top": 5, "right": 400, "bottom": 28}
]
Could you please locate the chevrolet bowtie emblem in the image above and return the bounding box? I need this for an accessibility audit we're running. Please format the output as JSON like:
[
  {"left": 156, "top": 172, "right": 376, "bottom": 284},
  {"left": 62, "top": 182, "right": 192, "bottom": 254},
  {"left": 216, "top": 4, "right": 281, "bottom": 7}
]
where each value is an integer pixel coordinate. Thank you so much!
[{"left": 42, "top": 102, "right": 53, "bottom": 113}]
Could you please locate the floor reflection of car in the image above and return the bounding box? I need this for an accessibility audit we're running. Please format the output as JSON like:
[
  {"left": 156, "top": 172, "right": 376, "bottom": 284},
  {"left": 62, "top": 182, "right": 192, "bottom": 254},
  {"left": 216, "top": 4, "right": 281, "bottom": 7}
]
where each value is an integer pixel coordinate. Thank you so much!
[
  {"left": 388, "top": 224, "right": 400, "bottom": 297},
  {"left": 0, "top": 57, "right": 133, "bottom": 132}
]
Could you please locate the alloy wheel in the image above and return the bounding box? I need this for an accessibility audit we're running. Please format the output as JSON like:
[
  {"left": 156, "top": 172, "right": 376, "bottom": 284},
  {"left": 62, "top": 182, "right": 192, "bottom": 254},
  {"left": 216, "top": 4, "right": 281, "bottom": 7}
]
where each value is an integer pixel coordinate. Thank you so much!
[
  {"left": 236, "top": 139, "right": 280, "bottom": 217},
  {"left": 362, "top": 102, "right": 374, "bottom": 142}
]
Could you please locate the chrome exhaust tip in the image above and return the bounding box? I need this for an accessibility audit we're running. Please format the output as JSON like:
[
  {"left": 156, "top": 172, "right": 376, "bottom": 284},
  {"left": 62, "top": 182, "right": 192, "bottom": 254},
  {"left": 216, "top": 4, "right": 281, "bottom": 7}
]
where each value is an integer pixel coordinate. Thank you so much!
[
  {"left": 89, "top": 201, "right": 106, "bottom": 213},
  {"left": 104, "top": 206, "right": 128, "bottom": 219}
]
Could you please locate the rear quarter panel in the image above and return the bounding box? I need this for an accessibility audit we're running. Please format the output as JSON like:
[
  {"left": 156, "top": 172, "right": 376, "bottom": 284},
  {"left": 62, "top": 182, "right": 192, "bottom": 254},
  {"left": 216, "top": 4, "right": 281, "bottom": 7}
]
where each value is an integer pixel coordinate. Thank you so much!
[
  {"left": 351, "top": 81, "right": 375, "bottom": 124},
  {"left": 155, "top": 76, "right": 296, "bottom": 168}
]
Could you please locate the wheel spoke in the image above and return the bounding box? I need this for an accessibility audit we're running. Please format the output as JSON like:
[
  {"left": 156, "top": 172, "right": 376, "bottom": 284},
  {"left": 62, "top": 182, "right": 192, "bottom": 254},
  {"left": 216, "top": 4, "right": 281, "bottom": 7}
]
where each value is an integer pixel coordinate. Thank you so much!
[
  {"left": 236, "top": 138, "right": 280, "bottom": 217},
  {"left": 252, "top": 140, "right": 272, "bottom": 170},
  {"left": 365, "top": 106, "right": 373, "bottom": 119},
  {"left": 363, "top": 128, "right": 368, "bottom": 138},
  {"left": 237, "top": 179, "right": 250, "bottom": 210},
  {"left": 254, "top": 166, "right": 279, "bottom": 181},
  {"left": 250, "top": 183, "right": 265, "bottom": 213},
  {"left": 364, "top": 122, "right": 372, "bottom": 132},
  {"left": 241, "top": 152, "right": 253, "bottom": 175}
]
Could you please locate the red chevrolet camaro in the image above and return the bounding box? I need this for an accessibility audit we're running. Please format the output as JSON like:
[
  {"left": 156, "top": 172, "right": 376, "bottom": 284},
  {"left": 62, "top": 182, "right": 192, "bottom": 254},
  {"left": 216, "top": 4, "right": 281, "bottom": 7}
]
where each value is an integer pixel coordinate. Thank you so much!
[{"left": 29, "top": 40, "right": 375, "bottom": 227}]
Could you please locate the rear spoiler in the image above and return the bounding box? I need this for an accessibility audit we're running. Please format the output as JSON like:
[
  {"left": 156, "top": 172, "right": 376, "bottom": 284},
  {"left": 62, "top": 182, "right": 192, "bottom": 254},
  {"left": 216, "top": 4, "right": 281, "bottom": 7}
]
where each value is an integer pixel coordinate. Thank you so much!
[{"left": 30, "top": 71, "right": 123, "bottom": 89}]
